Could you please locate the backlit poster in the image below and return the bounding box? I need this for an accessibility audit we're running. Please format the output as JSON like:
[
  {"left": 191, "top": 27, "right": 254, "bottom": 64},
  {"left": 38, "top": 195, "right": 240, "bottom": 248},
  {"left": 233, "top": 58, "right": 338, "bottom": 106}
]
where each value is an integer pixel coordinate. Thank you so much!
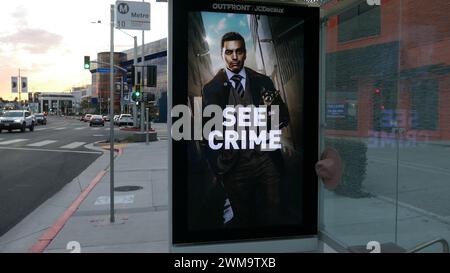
[{"left": 170, "top": 0, "right": 319, "bottom": 245}]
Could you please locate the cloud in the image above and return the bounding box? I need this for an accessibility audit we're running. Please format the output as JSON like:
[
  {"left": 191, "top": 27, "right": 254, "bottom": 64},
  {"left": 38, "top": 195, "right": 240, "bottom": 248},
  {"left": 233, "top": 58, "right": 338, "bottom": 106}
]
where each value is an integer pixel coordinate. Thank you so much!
[
  {"left": 0, "top": 6, "right": 62, "bottom": 54},
  {"left": 214, "top": 18, "right": 227, "bottom": 34},
  {"left": 0, "top": 28, "right": 63, "bottom": 54},
  {"left": 11, "top": 5, "right": 29, "bottom": 28},
  {"left": 227, "top": 13, "right": 234, "bottom": 18},
  {"left": 240, "top": 20, "right": 247, "bottom": 27}
]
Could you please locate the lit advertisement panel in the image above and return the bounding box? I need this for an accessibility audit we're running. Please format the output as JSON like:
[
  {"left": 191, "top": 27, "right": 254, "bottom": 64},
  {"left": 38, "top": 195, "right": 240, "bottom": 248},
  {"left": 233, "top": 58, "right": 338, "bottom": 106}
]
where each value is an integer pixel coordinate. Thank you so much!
[{"left": 170, "top": 0, "right": 319, "bottom": 245}]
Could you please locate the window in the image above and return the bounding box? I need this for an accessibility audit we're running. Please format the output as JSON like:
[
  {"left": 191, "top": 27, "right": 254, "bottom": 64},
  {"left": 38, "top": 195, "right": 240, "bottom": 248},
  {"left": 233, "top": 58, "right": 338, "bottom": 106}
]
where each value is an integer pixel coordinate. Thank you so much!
[
  {"left": 338, "top": 2, "right": 381, "bottom": 42},
  {"left": 411, "top": 80, "right": 439, "bottom": 131}
]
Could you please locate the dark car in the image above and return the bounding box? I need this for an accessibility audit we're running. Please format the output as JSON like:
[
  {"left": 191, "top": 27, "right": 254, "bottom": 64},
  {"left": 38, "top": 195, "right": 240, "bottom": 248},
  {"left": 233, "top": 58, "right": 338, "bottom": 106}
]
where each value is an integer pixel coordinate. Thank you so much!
[
  {"left": 89, "top": 115, "right": 105, "bottom": 127},
  {"left": 34, "top": 113, "right": 47, "bottom": 125}
]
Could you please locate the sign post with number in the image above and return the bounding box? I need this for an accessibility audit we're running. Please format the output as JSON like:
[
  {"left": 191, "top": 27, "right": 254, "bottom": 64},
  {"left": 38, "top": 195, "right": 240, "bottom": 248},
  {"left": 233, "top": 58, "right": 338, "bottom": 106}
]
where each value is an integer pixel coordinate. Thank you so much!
[{"left": 115, "top": 1, "right": 151, "bottom": 31}]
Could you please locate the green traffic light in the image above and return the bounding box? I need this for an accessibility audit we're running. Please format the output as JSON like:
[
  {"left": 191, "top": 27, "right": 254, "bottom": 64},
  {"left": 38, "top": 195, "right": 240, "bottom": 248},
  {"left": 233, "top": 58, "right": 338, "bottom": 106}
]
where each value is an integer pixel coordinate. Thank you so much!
[{"left": 84, "top": 56, "right": 90, "bottom": 69}]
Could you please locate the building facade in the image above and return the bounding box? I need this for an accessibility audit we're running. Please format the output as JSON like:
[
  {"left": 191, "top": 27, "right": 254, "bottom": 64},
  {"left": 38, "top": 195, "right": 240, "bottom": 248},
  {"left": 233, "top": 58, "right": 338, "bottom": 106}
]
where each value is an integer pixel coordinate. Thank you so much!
[
  {"left": 121, "top": 38, "right": 168, "bottom": 122},
  {"left": 90, "top": 52, "right": 127, "bottom": 115},
  {"left": 38, "top": 93, "right": 75, "bottom": 115},
  {"left": 323, "top": 0, "right": 450, "bottom": 142}
]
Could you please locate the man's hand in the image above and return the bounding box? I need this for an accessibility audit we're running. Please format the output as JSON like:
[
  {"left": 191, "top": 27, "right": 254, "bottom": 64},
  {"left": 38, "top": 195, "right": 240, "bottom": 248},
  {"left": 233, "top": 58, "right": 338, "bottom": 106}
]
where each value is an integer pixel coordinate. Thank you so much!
[{"left": 315, "top": 148, "right": 342, "bottom": 190}]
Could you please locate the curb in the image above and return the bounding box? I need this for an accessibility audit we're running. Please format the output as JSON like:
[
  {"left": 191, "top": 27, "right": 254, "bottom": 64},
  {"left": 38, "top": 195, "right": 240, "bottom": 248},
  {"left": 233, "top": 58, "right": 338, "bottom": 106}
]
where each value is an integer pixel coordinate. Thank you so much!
[
  {"left": 28, "top": 170, "right": 107, "bottom": 253},
  {"left": 374, "top": 194, "right": 450, "bottom": 225},
  {"left": 28, "top": 147, "right": 124, "bottom": 253}
]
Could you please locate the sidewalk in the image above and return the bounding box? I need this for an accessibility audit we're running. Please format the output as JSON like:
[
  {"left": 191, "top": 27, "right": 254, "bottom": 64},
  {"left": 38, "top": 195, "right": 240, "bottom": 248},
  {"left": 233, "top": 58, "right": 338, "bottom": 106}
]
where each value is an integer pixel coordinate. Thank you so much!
[
  {"left": 0, "top": 140, "right": 169, "bottom": 253},
  {"left": 45, "top": 140, "right": 169, "bottom": 253}
]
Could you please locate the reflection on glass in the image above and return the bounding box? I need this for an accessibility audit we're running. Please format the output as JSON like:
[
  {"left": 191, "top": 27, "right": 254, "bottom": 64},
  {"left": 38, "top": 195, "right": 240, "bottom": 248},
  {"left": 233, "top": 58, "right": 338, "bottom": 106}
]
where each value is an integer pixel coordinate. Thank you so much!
[{"left": 321, "top": 0, "right": 450, "bottom": 253}]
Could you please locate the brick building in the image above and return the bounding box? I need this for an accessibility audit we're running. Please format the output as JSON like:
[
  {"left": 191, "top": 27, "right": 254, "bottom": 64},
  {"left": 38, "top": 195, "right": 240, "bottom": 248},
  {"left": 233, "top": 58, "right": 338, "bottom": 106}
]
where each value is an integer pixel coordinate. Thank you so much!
[{"left": 323, "top": 0, "right": 450, "bottom": 141}]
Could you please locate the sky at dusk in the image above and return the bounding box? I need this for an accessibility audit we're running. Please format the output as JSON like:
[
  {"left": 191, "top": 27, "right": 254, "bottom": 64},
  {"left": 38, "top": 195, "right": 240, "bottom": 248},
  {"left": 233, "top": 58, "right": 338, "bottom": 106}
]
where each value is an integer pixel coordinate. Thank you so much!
[{"left": 0, "top": 0, "right": 168, "bottom": 100}]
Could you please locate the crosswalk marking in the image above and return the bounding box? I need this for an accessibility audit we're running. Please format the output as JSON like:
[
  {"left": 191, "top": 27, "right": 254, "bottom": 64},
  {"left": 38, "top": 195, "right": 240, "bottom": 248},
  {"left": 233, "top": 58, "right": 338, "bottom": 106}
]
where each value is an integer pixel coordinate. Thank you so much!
[
  {"left": 27, "top": 140, "right": 58, "bottom": 147},
  {"left": 60, "top": 142, "right": 86, "bottom": 149},
  {"left": 91, "top": 128, "right": 100, "bottom": 130},
  {"left": 34, "top": 128, "right": 48, "bottom": 131},
  {"left": 74, "top": 127, "right": 85, "bottom": 130},
  {"left": 0, "top": 139, "right": 29, "bottom": 145},
  {"left": 54, "top": 127, "right": 66, "bottom": 130}
]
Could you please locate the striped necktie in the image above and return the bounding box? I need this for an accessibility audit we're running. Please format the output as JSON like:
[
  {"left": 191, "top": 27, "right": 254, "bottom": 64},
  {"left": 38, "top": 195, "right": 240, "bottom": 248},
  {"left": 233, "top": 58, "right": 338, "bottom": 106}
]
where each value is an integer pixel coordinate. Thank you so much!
[{"left": 230, "top": 74, "right": 244, "bottom": 98}]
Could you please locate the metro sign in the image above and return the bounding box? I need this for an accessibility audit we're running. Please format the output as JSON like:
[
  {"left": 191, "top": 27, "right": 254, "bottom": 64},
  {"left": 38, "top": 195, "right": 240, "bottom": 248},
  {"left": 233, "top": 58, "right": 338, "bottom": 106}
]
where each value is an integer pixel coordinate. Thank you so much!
[{"left": 115, "top": 1, "right": 151, "bottom": 30}]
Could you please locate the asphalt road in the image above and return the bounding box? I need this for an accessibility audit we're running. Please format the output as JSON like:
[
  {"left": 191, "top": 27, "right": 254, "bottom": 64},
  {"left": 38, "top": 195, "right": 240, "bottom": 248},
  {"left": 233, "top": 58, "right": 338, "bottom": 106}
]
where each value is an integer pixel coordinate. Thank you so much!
[{"left": 0, "top": 116, "right": 121, "bottom": 236}]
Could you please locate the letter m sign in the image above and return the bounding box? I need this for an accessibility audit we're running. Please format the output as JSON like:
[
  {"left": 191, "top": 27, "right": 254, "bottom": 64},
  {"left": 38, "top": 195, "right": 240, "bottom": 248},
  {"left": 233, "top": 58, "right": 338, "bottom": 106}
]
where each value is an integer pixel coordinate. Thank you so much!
[{"left": 118, "top": 3, "right": 129, "bottom": 14}]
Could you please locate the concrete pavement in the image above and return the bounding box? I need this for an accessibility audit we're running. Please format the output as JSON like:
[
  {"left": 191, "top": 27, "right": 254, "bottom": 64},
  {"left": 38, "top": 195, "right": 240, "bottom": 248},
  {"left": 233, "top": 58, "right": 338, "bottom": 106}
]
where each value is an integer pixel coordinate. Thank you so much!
[{"left": 45, "top": 140, "right": 169, "bottom": 253}]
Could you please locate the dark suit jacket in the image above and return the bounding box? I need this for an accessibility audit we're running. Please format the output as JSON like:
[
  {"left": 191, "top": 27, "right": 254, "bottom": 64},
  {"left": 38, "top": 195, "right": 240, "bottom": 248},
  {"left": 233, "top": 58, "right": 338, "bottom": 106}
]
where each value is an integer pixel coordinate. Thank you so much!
[{"left": 202, "top": 67, "right": 290, "bottom": 176}]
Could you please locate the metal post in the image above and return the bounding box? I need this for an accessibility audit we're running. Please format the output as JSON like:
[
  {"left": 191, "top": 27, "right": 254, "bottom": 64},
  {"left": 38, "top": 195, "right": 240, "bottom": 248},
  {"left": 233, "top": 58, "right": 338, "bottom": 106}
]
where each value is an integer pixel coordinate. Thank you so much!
[
  {"left": 146, "top": 107, "right": 149, "bottom": 145},
  {"left": 140, "top": 18, "right": 145, "bottom": 132},
  {"left": 121, "top": 76, "right": 124, "bottom": 114},
  {"left": 109, "top": 4, "right": 115, "bottom": 223},
  {"left": 18, "top": 69, "right": 21, "bottom": 105},
  {"left": 133, "top": 36, "right": 138, "bottom": 128}
]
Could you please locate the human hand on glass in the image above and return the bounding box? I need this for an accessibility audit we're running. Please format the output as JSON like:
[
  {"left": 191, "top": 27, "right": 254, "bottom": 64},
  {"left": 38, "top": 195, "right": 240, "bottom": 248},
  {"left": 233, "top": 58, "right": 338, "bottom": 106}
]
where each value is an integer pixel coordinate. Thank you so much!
[{"left": 315, "top": 148, "right": 342, "bottom": 190}]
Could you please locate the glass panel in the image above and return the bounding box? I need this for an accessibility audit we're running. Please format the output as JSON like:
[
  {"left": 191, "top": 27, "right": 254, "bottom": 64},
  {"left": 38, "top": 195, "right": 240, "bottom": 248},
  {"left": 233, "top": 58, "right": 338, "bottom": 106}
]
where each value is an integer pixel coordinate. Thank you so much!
[
  {"left": 395, "top": 0, "right": 450, "bottom": 252},
  {"left": 320, "top": 0, "right": 450, "bottom": 253},
  {"left": 320, "top": 0, "right": 398, "bottom": 251}
]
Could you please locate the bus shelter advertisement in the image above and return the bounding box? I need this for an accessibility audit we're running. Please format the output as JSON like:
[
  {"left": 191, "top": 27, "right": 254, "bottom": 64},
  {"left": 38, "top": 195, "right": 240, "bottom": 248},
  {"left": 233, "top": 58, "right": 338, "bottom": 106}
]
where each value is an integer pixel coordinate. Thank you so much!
[{"left": 171, "top": 0, "right": 319, "bottom": 245}]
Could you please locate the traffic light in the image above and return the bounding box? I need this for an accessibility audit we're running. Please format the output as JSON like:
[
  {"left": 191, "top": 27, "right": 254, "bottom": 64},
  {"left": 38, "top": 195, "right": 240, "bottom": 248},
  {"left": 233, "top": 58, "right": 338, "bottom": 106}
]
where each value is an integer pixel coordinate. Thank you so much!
[
  {"left": 84, "top": 56, "right": 90, "bottom": 69},
  {"left": 145, "top": 93, "right": 156, "bottom": 102},
  {"left": 372, "top": 86, "right": 385, "bottom": 131},
  {"left": 146, "top": 65, "right": 157, "bottom": 87},
  {"left": 131, "top": 85, "right": 141, "bottom": 101},
  {"left": 126, "top": 66, "right": 135, "bottom": 86}
]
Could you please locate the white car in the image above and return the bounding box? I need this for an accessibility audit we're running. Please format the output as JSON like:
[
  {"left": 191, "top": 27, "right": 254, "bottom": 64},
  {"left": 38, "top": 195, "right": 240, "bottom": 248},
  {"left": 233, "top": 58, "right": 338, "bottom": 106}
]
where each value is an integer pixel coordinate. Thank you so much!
[
  {"left": 118, "top": 114, "right": 133, "bottom": 127},
  {"left": 113, "top": 115, "right": 120, "bottom": 125},
  {"left": 0, "top": 110, "right": 35, "bottom": 133}
]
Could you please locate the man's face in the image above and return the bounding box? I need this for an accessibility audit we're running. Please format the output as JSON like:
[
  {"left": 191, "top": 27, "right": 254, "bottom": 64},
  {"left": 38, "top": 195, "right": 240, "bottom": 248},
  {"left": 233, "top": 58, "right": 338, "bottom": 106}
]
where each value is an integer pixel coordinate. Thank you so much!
[{"left": 222, "top": 40, "right": 246, "bottom": 73}]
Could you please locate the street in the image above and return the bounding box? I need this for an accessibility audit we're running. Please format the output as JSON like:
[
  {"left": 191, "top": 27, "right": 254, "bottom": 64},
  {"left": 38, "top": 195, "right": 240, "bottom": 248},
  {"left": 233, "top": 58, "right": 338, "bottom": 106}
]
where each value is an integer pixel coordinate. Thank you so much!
[{"left": 0, "top": 116, "right": 123, "bottom": 236}]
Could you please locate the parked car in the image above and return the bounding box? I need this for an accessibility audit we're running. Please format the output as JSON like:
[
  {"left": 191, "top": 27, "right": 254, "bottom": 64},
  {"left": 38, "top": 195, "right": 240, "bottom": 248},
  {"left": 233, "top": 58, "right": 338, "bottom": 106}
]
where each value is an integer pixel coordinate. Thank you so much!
[
  {"left": 102, "top": 115, "right": 110, "bottom": 122},
  {"left": 0, "top": 110, "right": 35, "bottom": 133},
  {"left": 34, "top": 113, "right": 47, "bottom": 125},
  {"left": 113, "top": 115, "right": 120, "bottom": 125},
  {"left": 90, "top": 115, "right": 105, "bottom": 127},
  {"left": 118, "top": 114, "right": 133, "bottom": 127},
  {"left": 83, "top": 114, "right": 92, "bottom": 122}
]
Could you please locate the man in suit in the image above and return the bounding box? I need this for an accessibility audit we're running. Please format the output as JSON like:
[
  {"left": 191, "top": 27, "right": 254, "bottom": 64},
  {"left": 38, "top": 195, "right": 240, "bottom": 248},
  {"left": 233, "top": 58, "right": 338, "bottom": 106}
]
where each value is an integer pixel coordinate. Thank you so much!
[
  {"left": 201, "top": 32, "right": 290, "bottom": 228},
  {"left": 202, "top": 32, "right": 341, "bottom": 228}
]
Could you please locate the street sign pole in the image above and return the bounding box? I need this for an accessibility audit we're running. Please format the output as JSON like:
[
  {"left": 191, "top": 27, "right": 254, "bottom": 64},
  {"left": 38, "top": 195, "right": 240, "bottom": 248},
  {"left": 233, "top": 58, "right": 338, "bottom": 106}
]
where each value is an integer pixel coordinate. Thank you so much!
[
  {"left": 140, "top": 5, "right": 145, "bottom": 133},
  {"left": 110, "top": 4, "right": 115, "bottom": 223},
  {"left": 133, "top": 36, "right": 138, "bottom": 127},
  {"left": 121, "top": 76, "right": 124, "bottom": 113},
  {"left": 146, "top": 107, "right": 149, "bottom": 145}
]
